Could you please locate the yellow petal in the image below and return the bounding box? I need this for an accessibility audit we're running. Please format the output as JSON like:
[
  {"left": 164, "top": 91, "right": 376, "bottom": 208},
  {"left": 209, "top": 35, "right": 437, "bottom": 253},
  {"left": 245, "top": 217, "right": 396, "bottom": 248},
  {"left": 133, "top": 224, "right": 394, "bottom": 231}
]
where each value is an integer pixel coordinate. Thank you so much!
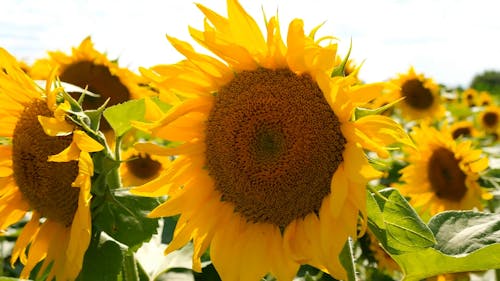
[
  {"left": 329, "top": 165, "right": 348, "bottom": 217},
  {"left": 11, "top": 212, "right": 40, "bottom": 266},
  {"left": 73, "top": 130, "right": 104, "bottom": 152},
  {"left": 227, "top": 0, "right": 266, "bottom": 55},
  {"left": 343, "top": 143, "right": 382, "bottom": 182},
  {"left": 38, "top": 115, "right": 74, "bottom": 137},
  {"left": 48, "top": 142, "right": 80, "bottom": 162}
]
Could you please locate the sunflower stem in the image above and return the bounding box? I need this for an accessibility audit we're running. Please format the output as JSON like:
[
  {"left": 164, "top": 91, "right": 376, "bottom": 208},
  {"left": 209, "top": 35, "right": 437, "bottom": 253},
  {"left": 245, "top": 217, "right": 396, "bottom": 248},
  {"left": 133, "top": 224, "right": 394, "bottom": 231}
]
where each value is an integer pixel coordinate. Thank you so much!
[
  {"left": 367, "top": 185, "right": 389, "bottom": 202},
  {"left": 122, "top": 251, "right": 139, "bottom": 281}
]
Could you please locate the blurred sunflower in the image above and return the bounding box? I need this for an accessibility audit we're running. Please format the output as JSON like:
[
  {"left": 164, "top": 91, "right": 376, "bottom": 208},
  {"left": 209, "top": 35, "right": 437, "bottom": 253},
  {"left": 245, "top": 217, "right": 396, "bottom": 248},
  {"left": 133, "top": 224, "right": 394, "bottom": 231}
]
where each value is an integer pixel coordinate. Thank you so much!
[
  {"left": 477, "top": 91, "right": 494, "bottom": 107},
  {"left": 366, "top": 232, "right": 399, "bottom": 273},
  {"left": 390, "top": 67, "right": 444, "bottom": 121},
  {"left": 461, "top": 88, "right": 478, "bottom": 108},
  {"left": 445, "top": 120, "right": 478, "bottom": 140},
  {"left": 120, "top": 147, "right": 169, "bottom": 187},
  {"left": 131, "top": 0, "right": 411, "bottom": 280},
  {"left": 477, "top": 105, "right": 500, "bottom": 134},
  {"left": 29, "top": 36, "right": 150, "bottom": 132},
  {"left": 397, "top": 123, "right": 489, "bottom": 217},
  {"left": 0, "top": 49, "right": 103, "bottom": 280}
]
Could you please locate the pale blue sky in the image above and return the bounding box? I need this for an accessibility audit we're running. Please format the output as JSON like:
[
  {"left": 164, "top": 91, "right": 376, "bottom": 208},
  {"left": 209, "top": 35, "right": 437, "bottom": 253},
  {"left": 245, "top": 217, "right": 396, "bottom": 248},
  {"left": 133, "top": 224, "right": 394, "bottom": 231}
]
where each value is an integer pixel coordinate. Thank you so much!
[{"left": 1, "top": 0, "right": 499, "bottom": 88}]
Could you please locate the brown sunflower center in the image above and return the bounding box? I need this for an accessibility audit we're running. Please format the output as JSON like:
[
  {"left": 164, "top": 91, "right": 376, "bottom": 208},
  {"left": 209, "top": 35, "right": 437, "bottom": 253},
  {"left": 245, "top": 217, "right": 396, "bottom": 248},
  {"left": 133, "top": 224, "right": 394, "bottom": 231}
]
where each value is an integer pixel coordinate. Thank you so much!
[
  {"left": 482, "top": 112, "right": 498, "bottom": 128},
  {"left": 401, "top": 79, "right": 434, "bottom": 110},
  {"left": 427, "top": 147, "right": 467, "bottom": 201},
  {"left": 12, "top": 100, "right": 79, "bottom": 226},
  {"left": 205, "top": 68, "right": 346, "bottom": 227},
  {"left": 451, "top": 127, "right": 471, "bottom": 139},
  {"left": 59, "top": 60, "right": 131, "bottom": 131},
  {"left": 125, "top": 154, "right": 162, "bottom": 180}
]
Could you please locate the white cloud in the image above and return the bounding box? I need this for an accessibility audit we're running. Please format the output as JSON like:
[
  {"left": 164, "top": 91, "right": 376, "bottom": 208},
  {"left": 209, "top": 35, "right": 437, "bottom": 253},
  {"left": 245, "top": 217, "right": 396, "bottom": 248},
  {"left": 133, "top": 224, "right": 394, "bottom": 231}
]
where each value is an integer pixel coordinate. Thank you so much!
[{"left": 1, "top": 0, "right": 499, "bottom": 87}]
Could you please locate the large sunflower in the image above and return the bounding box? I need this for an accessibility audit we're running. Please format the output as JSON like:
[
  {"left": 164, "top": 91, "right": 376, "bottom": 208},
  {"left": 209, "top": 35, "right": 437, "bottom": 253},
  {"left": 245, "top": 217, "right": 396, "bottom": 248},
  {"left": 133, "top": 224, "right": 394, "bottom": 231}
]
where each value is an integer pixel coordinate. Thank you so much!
[
  {"left": 0, "top": 48, "right": 103, "bottom": 280},
  {"left": 29, "top": 36, "right": 150, "bottom": 132},
  {"left": 390, "top": 67, "right": 444, "bottom": 121},
  {"left": 132, "top": 1, "right": 411, "bottom": 280},
  {"left": 397, "top": 123, "right": 489, "bottom": 217}
]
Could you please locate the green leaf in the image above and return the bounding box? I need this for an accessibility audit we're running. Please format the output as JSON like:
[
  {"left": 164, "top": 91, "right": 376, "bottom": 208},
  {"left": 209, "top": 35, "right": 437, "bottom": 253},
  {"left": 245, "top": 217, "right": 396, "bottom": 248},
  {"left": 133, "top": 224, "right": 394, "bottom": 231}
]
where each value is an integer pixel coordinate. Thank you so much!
[
  {"left": 368, "top": 188, "right": 436, "bottom": 254},
  {"left": 331, "top": 38, "right": 352, "bottom": 77},
  {"left": 428, "top": 211, "right": 500, "bottom": 255},
  {"left": 103, "top": 99, "right": 146, "bottom": 136},
  {"left": 339, "top": 238, "right": 358, "bottom": 281},
  {"left": 390, "top": 211, "right": 500, "bottom": 280},
  {"left": 0, "top": 278, "right": 28, "bottom": 281},
  {"left": 78, "top": 234, "right": 124, "bottom": 281},
  {"left": 94, "top": 191, "right": 160, "bottom": 249},
  {"left": 354, "top": 98, "right": 403, "bottom": 120}
]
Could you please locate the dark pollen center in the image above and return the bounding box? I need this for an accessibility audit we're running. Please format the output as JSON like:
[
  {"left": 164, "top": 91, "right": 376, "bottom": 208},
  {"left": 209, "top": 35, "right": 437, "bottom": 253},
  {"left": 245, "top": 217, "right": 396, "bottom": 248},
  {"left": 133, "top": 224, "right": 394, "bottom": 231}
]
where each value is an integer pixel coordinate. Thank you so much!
[
  {"left": 483, "top": 112, "right": 498, "bottom": 128},
  {"left": 59, "top": 60, "right": 131, "bottom": 131},
  {"left": 401, "top": 79, "right": 434, "bottom": 110},
  {"left": 452, "top": 127, "right": 471, "bottom": 140},
  {"left": 12, "top": 100, "right": 79, "bottom": 226},
  {"left": 205, "top": 68, "right": 346, "bottom": 227},
  {"left": 427, "top": 147, "right": 467, "bottom": 201},
  {"left": 125, "top": 154, "right": 162, "bottom": 180}
]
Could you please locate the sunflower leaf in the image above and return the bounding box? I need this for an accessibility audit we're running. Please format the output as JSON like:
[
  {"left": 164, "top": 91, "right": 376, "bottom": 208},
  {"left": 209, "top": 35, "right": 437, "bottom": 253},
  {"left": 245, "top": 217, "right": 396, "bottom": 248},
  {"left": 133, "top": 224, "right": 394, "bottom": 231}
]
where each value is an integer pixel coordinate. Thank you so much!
[
  {"left": 385, "top": 211, "right": 500, "bottom": 280},
  {"left": 103, "top": 99, "right": 146, "bottom": 137},
  {"left": 427, "top": 211, "right": 500, "bottom": 255},
  {"left": 368, "top": 188, "right": 435, "bottom": 254},
  {"left": 339, "top": 238, "right": 358, "bottom": 281},
  {"left": 94, "top": 191, "right": 160, "bottom": 249},
  {"left": 79, "top": 233, "right": 125, "bottom": 281}
]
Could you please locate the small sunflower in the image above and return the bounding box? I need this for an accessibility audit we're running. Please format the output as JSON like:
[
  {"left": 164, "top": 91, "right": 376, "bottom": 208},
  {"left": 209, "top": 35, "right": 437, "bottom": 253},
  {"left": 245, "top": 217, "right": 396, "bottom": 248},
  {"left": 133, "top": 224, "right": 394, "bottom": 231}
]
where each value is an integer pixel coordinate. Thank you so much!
[
  {"left": 132, "top": 1, "right": 411, "bottom": 280},
  {"left": 477, "top": 105, "right": 500, "bottom": 134},
  {"left": 120, "top": 147, "right": 170, "bottom": 187},
  {"left": 390, "top": 67, "right": 444, "bottom": 121},
  {"left": 29, "top": 36, "right": 150, "bottom": 132},
  {"left": 445, "top": 120, "right": 478, "bottom": 140},
  {"left": 0, "top": 48, "right": 103, "bottom": 280},
  {"left": 461, "top": 88, "right": 478, "bottom": 107},
  {"left": 366, "top": 232, "right": 399, "bottom": 273},
  {"left": 477, "top": 91, "right": 494, "bottom": 107},
  {"left": 397, "top": 123, "right": 489, "bottom": 217}
]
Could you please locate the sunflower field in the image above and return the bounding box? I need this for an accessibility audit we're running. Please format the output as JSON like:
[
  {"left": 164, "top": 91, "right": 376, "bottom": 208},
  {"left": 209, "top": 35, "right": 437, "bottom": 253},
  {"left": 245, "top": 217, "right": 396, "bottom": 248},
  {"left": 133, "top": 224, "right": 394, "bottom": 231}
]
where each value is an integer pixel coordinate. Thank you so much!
[{"left": 0, "top": 0, "right": 499, "bottom": 281}]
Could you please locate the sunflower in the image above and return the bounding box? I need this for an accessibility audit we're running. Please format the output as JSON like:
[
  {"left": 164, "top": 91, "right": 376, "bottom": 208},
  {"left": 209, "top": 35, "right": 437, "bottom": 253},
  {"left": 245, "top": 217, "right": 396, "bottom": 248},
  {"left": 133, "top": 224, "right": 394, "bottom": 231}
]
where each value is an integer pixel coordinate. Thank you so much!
[
  {"left": 460, "top": 88, "right": 478, "bottom": 107},
  {"left": 0, "top": 48, "right": 103, "bottom": 280},
  {"left": 445, "top": 120, "right": 478, "bottom": 140},
  {"left": 131, "top": 1, "right": 411, "bottom": 280},
  {"left": 477, "top": 91, "right": 494, "bottom": 107},
  {"left": 397, "top": 123, "right": 489, "bottom": 217},
  {"left": 29, "top": 36, "right": 150, "bottom": 132},
  {"left": 390, "top": 67, "right": 444, "bottom": 121},
  {"left": 477, "top": 105, "right": 500, "bottom": 134},
  {"left": 120, "top": 147, "right": 170, "bottom": 187},
  {"left": 366, "top": 231, "right": 399, "bottom": 273}
]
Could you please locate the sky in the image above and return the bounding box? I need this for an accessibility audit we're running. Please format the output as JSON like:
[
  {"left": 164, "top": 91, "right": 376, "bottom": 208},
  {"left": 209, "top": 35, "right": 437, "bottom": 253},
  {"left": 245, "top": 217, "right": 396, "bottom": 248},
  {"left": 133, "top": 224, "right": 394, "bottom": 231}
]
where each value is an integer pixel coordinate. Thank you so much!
[{"left": 1, "top": 0, "right": 500, "bottom": 88}]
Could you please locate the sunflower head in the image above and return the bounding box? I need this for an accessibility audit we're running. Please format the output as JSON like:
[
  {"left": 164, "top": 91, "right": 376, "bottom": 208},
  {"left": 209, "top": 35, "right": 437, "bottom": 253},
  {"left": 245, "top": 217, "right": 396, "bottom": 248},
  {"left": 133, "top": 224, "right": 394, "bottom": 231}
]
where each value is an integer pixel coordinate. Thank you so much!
[
  {"left": 477, "top": 91, "right": 494, "bottom": 107},
  {"left": 131, "top": 1, "right": 411, "bottom": 280},
  {"left": 390, "top": 67, "right": 444, "bottom": 121},
  {"left": 444, "top": 120, "right": 478, "bottom": 140},
  {"left": 120, "top": 147, "right": 170, "bottom": 187},
  {"left": 0, "top": 47, "right": 103, "bottom": 280},
  {"left": 29, "top": 36, "right": 152, "bottom": 132},
  {"left": 461, "top": 88, "right": 478, "bottom": 107},
  {"left": 397, "top": 123, "right": 489, "bottom": 217},
  {"left": 477, "top": 105, "right": 500, "bottom": 133}
]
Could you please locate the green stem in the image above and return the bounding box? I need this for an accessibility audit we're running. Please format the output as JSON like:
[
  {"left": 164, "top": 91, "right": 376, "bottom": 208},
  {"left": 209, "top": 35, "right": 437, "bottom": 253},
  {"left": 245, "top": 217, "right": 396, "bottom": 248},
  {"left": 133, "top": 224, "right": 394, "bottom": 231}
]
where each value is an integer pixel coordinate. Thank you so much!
[
  {"left": 122, "top": 251, "right": 139, "bottom": 281},
  {"left": 367, "top": 185, "right": 389, "bottom": 202}
]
